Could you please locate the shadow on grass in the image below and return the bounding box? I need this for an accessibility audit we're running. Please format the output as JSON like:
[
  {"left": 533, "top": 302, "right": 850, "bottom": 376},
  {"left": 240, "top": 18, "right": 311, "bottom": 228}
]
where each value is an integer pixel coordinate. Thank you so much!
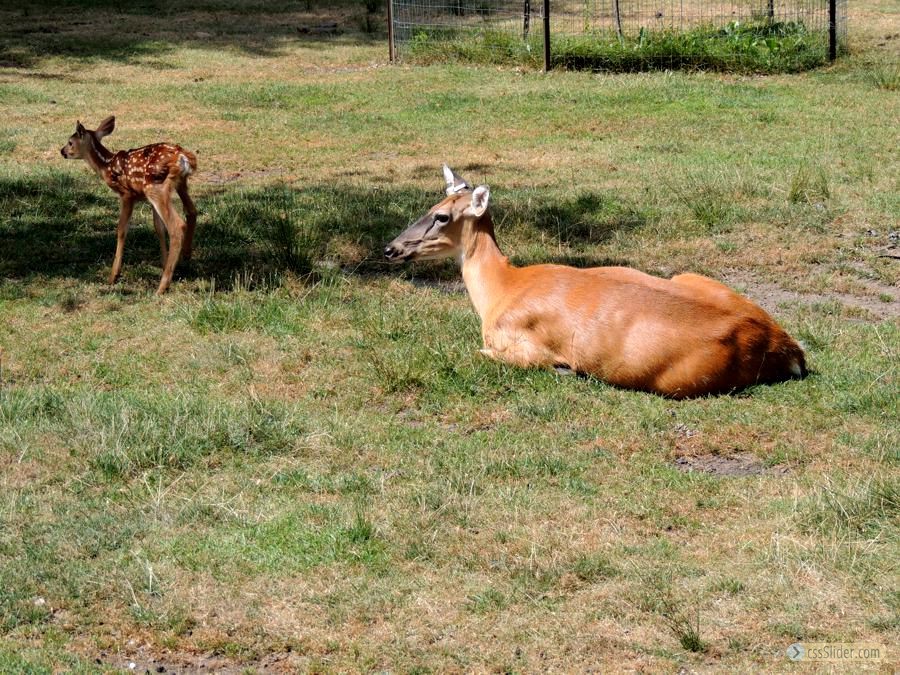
[
  {"left": 0, "top": 172, "right": 418, "bottom": 289},
  {"left": 510, "top": 191, "right": 647, "bottom": 247},
  {"left": 0, "top": 172, "right": 114, "bottom": 281},
  {"left": 0, "top": 0, "right": 384, "bottom": 69},
  {"left": 0, "top": 171, "right": 644, "bottom": 292}
]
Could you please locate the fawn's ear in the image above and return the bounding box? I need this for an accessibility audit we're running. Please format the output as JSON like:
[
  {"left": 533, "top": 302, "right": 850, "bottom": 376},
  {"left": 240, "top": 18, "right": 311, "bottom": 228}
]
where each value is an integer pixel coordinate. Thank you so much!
[
  {"left": 96, "top": 116, "right": 115, "bottom": 139},
  {"left": 75, "top": 121, "right": 86, "bottom": 136}
]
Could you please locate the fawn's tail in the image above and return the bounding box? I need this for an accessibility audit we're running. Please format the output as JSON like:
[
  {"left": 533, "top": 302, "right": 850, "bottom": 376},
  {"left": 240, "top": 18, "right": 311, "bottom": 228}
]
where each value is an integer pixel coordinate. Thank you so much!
[{"left": 177, "top": 150, "right": 198, "bottom": 177}]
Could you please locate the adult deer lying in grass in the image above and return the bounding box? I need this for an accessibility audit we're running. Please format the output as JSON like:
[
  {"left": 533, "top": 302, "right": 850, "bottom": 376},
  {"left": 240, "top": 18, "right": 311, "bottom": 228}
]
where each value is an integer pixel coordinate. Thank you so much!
[
  {"left": 384, "top": 166, "right": 807, "bottom": 398},
  {"left": 60, "top": 116, "right": 197, "bottom": 294}
]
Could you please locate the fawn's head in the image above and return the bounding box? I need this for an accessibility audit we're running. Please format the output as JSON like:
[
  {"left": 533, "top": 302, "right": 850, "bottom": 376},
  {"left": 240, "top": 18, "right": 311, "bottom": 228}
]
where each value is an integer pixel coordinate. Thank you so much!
[
  {"left": 60, "top": 116, "right": 115, "bottom": 159},
  {"left": 384, "top": 165, "right": 491, "bottom": 263}
]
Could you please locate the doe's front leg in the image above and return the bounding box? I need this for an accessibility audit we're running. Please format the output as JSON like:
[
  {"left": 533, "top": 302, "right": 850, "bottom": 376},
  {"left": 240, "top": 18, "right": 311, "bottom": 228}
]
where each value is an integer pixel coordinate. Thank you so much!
[{"left": 480, "top": 328, "right": 570, "bottom": 373}]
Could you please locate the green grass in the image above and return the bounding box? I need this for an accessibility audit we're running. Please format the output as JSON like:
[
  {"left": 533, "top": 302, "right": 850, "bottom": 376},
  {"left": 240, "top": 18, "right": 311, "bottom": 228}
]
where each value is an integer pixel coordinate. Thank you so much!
[
  {"left": 801, "top": 477, "right": 899, "bottom": 537},
  {"left": 870, "top": 64, "right": 900, "bottom": 91},
  {"left": 0, "top": 0, "right": 898, "bottom": 671},
  {"left": 405, "top": 20, "right": 834, "bottom": 73}
]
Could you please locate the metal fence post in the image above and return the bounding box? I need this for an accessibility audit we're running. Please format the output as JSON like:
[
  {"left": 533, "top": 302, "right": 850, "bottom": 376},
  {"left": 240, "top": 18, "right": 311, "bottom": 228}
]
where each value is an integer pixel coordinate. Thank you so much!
[
  {"left": 523, "top": 0, "right": 531, "bottom": 40},
  {"left": 388, "top": 0, "right": 395, "bottom": 62},
  {"left": 828, "top": 0, "right": 837, "bottom": 61},
  {"left": 542, "top": 0, "right": 551, "bottom": 72}
]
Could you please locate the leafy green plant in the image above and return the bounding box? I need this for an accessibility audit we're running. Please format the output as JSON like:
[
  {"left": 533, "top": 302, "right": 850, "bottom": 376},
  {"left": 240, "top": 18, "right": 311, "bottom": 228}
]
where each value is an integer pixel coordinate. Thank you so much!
[
  {"left": 406, "top": 19, "right": 828, "bottom": 73},
  {"left": 408, "top": 27, "right": 542, "bottom": 66}
]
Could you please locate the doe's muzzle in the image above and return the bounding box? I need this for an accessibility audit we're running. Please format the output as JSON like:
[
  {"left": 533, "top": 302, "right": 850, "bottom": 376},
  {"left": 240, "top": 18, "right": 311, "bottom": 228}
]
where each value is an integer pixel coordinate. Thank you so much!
[{"left": 384, "top": 243, "right": 404, "bottom": 261}]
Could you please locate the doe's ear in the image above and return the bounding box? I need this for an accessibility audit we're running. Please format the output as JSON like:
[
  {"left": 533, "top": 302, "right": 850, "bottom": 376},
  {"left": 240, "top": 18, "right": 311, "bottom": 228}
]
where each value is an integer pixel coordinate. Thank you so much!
[
  {"left": 443, "top": 164, "right": 470, "bottom": 195},
  {"left": 75, "top": 121, "right": 86, "bottom": 136},
  {"left": 469, "top": 185, "right": 490, "bottom": 217},
  {"left": 96, "top": 116, "right": 115, "bottom": 139}
]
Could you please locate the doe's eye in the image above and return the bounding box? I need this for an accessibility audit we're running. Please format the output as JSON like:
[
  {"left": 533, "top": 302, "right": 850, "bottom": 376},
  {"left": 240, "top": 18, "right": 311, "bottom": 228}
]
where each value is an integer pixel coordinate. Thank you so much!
[{"left": 434, "top": 213, "right": 450, "bottom": 225}]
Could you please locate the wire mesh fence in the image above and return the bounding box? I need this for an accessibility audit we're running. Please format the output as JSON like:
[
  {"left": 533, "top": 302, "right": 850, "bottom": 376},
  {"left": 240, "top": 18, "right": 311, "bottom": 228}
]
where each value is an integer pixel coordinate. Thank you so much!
[{"left": 389, "top": 0, "right": 847, "bottom": 72}]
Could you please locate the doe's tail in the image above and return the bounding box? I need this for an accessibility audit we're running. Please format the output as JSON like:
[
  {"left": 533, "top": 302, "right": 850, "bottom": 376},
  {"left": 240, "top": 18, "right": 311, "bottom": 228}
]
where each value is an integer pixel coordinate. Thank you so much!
[{"left": 760, "top": 334, "right": 808, "bottom": 384}]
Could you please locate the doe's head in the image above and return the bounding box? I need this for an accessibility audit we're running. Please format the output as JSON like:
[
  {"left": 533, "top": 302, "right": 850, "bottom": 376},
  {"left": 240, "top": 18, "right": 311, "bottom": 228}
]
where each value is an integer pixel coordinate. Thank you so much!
[
  {"left": 384, "top": 165, "right": 490, "bottom": 263},
  {"left": 60, "top": 116, "right": 115, "bottom": 159}
]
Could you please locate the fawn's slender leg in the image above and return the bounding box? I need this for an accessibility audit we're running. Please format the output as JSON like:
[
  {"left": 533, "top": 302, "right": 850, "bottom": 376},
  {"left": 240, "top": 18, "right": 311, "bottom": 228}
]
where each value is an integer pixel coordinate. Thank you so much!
[
  {"left": 151, "top": 205, "right": 168, "bottom": 268},
  {"left": 177, "top": 182, "right": 197, "bottom": 262},
  {"left": 109, "top": 196, "right": 134, "bottom": 284},
  {"left": 147, "top": 183, "right": 186, "bottom": 295}
]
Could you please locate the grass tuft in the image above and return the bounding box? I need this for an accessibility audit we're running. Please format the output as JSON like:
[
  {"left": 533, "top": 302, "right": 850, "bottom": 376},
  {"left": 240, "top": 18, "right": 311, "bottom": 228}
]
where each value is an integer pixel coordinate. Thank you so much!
[
  {"left": 636, "top": 580, "right": 709, "bottom": 653},
  {"left": 788, "top": 164, "right": 831, "bottom": 205},
  {"left": 571, "top": 553, "right": 619, "bottom": 582},
  {"left": 667, "top": 170, "right": 745, "bottom": 232},
  {"left": 466, "top": 587, "right": 508, "bottom": 614},
  {"left": 870, "top": 64, "right": 900, "bottom": 91},
  {"left": 800, "top": 477, "right": 899, "bottom": 537}
]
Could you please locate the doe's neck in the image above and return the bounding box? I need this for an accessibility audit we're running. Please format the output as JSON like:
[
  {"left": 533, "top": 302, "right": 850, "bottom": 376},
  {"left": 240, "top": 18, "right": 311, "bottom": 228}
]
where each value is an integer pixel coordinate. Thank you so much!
[{"left": 460, "top": 212, "right": 512, "bottom": 322}]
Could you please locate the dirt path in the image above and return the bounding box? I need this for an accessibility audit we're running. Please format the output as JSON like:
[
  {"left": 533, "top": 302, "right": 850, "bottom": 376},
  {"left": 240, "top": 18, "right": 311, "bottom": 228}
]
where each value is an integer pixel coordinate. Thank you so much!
[{"left": 723, "top": 269, "right": 899, "bottom": 321}]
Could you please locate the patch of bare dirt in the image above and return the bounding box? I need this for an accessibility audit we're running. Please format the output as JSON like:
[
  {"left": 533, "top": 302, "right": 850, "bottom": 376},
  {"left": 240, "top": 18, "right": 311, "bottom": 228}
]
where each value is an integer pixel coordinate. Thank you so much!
[
  {"left": 94, "top": 645, "right": 302, "bottom": 674},
  {"left": 722, "top": 270, "right": 899, "bottom": 321},
  {"left": 670, "top": 424, "right": 790, "bottom": 476},
  {"left": 674, "top": 451, "right": 787, "bottom": 477}
]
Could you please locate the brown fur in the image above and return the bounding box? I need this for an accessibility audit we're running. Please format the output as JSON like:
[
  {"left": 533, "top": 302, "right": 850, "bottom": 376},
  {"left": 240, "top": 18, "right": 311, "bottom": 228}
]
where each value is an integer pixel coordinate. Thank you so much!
[
  {"left": 385, "top": 167, "right": 806, "bottom": 398},
  {"left": 60, "top": 116, "right": 198, "bottom": 294}
]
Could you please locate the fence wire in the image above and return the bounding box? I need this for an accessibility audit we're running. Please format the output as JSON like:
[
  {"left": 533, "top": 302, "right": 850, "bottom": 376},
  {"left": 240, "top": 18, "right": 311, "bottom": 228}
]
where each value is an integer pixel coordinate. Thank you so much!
[{"left": 390, "top": 0, "right": 847, "bottom": 71}]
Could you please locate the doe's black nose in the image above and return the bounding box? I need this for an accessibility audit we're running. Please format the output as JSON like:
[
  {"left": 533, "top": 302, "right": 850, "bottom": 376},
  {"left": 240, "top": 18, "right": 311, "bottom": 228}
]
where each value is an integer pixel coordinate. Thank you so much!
[{"left": 384, "top": 245, "right": 396, "bottom": 259}]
